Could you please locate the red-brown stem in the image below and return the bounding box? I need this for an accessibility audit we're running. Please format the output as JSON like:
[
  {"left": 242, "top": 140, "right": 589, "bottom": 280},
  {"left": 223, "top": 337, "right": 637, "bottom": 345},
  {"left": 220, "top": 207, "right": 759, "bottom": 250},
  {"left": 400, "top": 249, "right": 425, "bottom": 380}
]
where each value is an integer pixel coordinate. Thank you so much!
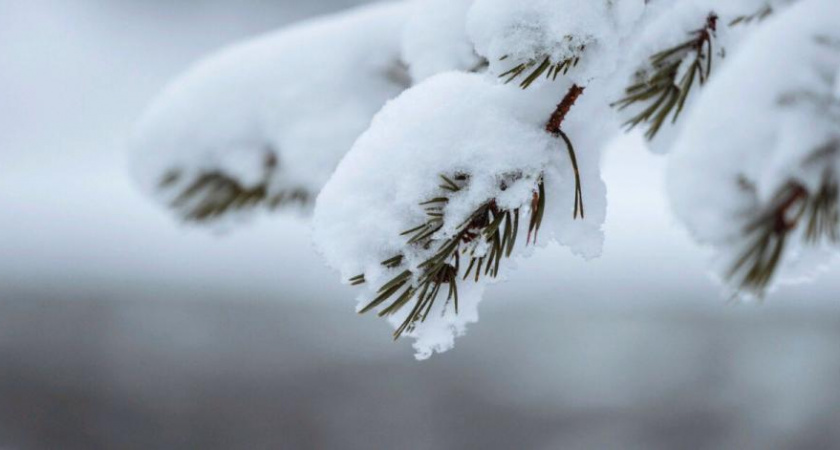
[
  {"left": 545, "top": 84, "right": 586, "bottom": 220},
  {"left": 546, "top": 84, "right": 585, "bottom": 135},
  {"left": 693, "top": 13, "right": 718, "bottom": 51},
  {"left": 773, "top": 185, "right": 808, "bottom": 234}
]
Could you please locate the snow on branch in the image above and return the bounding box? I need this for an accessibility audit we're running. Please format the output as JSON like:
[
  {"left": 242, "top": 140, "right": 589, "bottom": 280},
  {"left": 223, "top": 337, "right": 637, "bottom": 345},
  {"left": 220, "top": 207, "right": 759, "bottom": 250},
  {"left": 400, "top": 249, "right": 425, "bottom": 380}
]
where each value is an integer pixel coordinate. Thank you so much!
[
  {"left": 129, "top": 2, "right": 412, "bottom": 227},
  {"left": 613, "top": 13, "right": 718, "bottom": 140},
  {"left": 339, "top": 83, "right": 587, "bottom": 352},
  {"left": 130, "top": 0, "right": 840, "bottom": 358},
  {"left": 668, "top": 0, "right": 840, "bottom": 297},
  {"left": 312, "top": 72, "right": 608, "bottom": 358}
]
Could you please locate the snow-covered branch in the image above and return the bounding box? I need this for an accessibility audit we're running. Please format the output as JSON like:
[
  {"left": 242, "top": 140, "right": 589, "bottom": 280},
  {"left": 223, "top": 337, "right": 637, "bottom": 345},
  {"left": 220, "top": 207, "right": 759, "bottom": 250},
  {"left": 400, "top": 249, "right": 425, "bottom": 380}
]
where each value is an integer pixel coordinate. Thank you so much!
[
  {"left": 131, "top": 0, "right": 840, "bottom": 358},
  {"left": 129, "top": 2, "right": 412, "bottom": 227}
]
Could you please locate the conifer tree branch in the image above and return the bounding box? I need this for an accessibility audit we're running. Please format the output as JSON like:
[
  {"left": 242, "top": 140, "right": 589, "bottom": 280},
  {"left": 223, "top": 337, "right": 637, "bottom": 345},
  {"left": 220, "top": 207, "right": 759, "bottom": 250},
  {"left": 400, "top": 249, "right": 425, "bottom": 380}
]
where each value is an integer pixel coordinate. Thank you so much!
[
  {"left": 157, "top": 153, "right": 310, "bottom": 223},
  {"left": 729, "top": 4, "right": 773, "bottom": 27},
  {"left": 613, "top": 13, "right": 718, "bottom": 140},
  {"left": 546, "top": 84, "right": 585, "bottom": 133},
  {"left": 547, "top": 84, "right": 586, "bottom": 219},
  {"left": 498, "top": 38, "right": 586, "bottom": 89},
  {"left": 729, "top": 173, "right": 839, "bottom": 294},
  {"left": 349, "top": 85, "right": 589, "bottom": 340},
  {"left": 351, "top": 174, "right": 545, "bottom": 339}
]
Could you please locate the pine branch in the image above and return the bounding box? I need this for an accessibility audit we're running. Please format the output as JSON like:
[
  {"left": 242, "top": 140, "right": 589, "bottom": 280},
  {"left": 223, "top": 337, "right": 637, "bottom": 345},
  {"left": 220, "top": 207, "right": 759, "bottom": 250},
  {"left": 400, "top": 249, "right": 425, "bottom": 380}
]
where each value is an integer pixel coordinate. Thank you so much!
[
  {"left": 498, "top": 39, "right": 585, "bottom": 89},
  {"left": 613, "top": 13, "right": 718, "bottom": 140},
  {"left": 728, "top": 184, "right": 807, "bottom": 294},
  {"left": 805, "top": 177, "right": 840, "bottom": 244},
  {"left": 546, "top": 84, "right": 586, "bottom": 219},
  {"left": 349, "top": 86, "right": 587, "bottom": 340},
  {"left": 159, "top": 154, "right": 309, "bottom": 223},
  {"left": 729, "top": 5, "right": 773, "bottom": 27},
  {"left": 351, "top": 174, "right": 544, "bottom": 339},
  {"left": 728, "top": 175, "right": 839, "bottom": 294}
]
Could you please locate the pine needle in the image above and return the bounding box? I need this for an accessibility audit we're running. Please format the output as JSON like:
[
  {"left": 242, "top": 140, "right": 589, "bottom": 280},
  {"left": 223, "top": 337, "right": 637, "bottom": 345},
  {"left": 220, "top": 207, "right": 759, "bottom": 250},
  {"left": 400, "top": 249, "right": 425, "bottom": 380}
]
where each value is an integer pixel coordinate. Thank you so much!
[
  {"left": 612, "top": 13, "right": 718, "bottom": 140},
  {"left": 728, "top": 176, "right": 839, "bottom": 295},
  {"left": 498, "top": 41, "right": 585, "bottom": 89},
  {"left": 349, "top": 174, "right": 545, "bottom": 339},
  {"left": 165, "top": 171, "right": 309, "bottom": 223},
  {"left": 729, "top": 5, "right": 773, "bottom": 27}
]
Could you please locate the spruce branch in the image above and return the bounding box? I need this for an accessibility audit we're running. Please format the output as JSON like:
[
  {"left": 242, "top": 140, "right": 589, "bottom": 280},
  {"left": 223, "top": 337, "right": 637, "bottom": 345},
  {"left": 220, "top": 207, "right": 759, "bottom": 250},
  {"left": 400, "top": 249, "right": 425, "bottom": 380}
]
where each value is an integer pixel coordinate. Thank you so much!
[
  {"left": 613, "top": 13, "right": 718, "bottom": 140},
  {"left": 728, "top": 175, "right": 839, "bottom": 294}
]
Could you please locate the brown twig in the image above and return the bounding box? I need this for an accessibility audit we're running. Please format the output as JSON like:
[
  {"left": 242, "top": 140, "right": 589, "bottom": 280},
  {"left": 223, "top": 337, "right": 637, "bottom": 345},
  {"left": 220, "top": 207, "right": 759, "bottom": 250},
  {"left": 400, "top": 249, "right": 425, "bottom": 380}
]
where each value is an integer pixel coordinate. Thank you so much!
[
  {"left": 771, "top": 185, "right": 808, "bottom": 234},
  {"left": 546, "top": 84, "right": 586, "bottom": 219},
  {"left": 546, "top": 85, "right": 585, "bottom": 135}
]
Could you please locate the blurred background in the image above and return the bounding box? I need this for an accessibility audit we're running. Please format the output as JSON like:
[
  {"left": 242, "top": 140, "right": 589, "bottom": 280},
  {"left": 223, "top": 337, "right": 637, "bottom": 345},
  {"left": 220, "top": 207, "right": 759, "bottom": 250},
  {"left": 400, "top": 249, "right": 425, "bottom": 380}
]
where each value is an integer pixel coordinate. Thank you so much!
[{"left": 1, "top": 0, "right": 840, "bottom": 449}]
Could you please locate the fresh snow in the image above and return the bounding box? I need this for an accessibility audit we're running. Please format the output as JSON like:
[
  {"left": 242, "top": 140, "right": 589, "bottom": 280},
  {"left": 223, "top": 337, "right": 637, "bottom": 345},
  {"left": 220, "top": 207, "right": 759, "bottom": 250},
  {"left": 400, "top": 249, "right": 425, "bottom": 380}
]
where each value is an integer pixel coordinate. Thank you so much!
[
  {"left": 668, "top": 0, "right": 840, "bottom": 294},
  {"left": 129, "top": 1, "right": 412, "bottom": 227},
  {"left": 128, "top": 0, "right": 840, "bottom": 358},
  {"left": 401, "top": 0, "right": 482, "bottom": 82},
  {"left": 313, "top": 72, "right": 607, "bottom": 358}
]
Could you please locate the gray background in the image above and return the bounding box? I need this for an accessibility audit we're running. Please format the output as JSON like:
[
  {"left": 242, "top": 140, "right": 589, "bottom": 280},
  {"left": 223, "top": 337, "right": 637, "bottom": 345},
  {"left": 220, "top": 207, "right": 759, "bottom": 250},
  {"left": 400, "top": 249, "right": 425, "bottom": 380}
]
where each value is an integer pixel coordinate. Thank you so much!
[{"left": 1, "top": 1, "right": 839, "bottom": 449}]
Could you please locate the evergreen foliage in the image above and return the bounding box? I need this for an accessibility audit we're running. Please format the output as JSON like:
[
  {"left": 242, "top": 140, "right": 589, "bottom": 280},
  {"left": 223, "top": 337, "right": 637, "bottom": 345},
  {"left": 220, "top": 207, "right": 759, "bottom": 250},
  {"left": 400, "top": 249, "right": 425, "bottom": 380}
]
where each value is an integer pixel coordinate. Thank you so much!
[{"left": 613, "top": 14, "right": 718, "bottom": 139}]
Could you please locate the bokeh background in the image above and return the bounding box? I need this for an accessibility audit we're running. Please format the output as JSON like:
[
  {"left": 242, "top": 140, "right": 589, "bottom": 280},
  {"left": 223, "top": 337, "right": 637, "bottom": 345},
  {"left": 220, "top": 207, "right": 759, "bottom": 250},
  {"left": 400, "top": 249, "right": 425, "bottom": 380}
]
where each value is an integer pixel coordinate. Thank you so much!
[{"left": 2, "top": 1, "right": 840, "bottom": 449}]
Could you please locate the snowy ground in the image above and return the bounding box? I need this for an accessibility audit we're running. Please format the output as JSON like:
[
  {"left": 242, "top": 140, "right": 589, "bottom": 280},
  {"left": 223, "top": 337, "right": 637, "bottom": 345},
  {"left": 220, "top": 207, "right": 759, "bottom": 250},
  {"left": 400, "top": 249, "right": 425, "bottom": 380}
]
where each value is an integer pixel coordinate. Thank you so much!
[{"left": 1, "top": 1, "right": 840, "bottom": 449}]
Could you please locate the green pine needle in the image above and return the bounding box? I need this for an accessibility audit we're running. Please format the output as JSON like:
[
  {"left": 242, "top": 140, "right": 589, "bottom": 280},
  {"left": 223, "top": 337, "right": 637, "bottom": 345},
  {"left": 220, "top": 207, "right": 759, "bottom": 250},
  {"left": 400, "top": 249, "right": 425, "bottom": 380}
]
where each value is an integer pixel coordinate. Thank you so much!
[
  {"left": 163, "top": 170, "right": 309, "bottom": 223},
  {"left": 728, "top": 176, "right": 839, "bottom": 295},
  {"left": 805, "top": 179, "right": 840, "bottom": 243},
  {"left": 349, "top": 174, "right": 546, "bottom": 339},
  {"left": 612, "top": 13, "right": 718, "bottom": 140},
  {"left": 498, "top": 43, "right": 585, "bottom": 89},
  {"left": 729, "top": 5, "right": 773, "bottom": 27}
]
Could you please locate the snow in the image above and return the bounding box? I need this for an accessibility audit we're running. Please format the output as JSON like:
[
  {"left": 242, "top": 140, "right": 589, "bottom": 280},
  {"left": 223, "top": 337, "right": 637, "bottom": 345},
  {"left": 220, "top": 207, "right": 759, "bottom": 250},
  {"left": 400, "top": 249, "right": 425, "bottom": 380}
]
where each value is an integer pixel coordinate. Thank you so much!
[
  {"left": 835, "top": 65, "right": 840, "bottom": 99},
  {"left": 401, "top": 0, "right": 482, "bottom": 82},
  {"left": 668, "top": 0, "right": 840, "bottom": 293},
  {"left": 117, "top": 0, "right": 840, "bottom": 358},
  {"left": 467, "top": 0, "right": 643, "bottom": 87},
  {"left": 312, "top": 0, "right": 840, "bottom": 356},
  {"left": 608, "top": 0, "right": 803, "bottom": 153},
  {"left": 313, "top": 72, "right": 608, "bottom": 358},
  {"left": 129, "top": 1, "right": 412, "bottom": 227}
]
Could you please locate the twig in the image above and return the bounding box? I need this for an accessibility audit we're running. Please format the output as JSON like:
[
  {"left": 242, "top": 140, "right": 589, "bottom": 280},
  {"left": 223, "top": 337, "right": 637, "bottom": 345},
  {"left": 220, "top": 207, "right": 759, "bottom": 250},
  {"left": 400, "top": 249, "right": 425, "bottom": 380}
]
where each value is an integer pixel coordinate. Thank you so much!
[{"left": 546, "top": 84, "right": 586, "bottom": 219}]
